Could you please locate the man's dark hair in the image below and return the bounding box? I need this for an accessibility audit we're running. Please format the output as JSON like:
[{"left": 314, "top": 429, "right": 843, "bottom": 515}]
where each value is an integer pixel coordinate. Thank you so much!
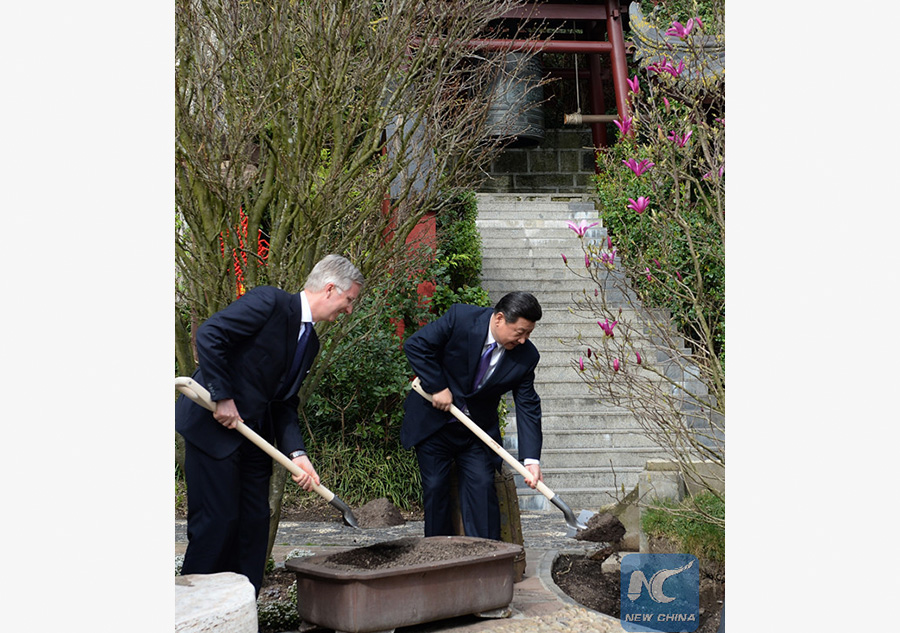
[{"left": 494, "top": 291, "right": 542, "bottom": 323}]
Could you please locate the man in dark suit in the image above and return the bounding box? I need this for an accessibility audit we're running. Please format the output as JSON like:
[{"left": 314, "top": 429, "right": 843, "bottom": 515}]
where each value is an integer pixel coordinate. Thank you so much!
[
  {"left": 176, "top": 254, "right": 364, "bottom": 594},
  {"left": 401, "top": 291, "right": 544, "bottom": 540}
]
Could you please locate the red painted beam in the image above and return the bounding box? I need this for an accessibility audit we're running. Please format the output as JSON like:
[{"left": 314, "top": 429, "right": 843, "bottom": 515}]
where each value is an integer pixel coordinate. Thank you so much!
[
  {"left": 606, "top": 0, "right": 631, "bottom": 122},
  {"left": 500, "top": 4, "right": 608, "bottom": 21},
  {"left": 465, "top": 38, "right": 612, "bottom": 53}
]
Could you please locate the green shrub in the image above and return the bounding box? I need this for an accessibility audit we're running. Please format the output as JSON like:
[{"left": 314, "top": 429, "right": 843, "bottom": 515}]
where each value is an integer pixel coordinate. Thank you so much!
[
  {"left": 256, "top": 581, "right": 299, "bottom": 632},
  {"left": 641, "top": 492, "right": 724, "bottom": 562},
  {"left": 638, "top": 0, "right": 721, "bottom": 33}
]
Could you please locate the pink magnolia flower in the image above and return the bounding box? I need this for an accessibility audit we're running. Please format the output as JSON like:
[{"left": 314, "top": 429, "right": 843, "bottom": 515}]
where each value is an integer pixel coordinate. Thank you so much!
[
  {"left": 579, "top": 357, "right": 585, "bottom": 371},
  {"left": 626, "top": 75, "right": 640, "bottom": 95},
  {"left": 607, "top": 235, "right": 613, "bottom": 250},
  {"left": 702, "top": 165, "right": 725, "bottom": 180},
  {"left": 566, "top": 219, "right": 600, "bottom": 236},
  {"left": 598, "top": 319, "right": 618, "bottom": 337},
  {"left": 653, "top": 258, "right": 661, "bottom": 269},
  {"left": 666, "top": 19, "right": 695, "bottom": 39},
  {"left": 622, "top": 158, "right": 655, "bottom": 176},
  {"left": 644, "top": 267, "right": 652, "bottom": 281},
  {"left": 613, "top": 358, "right": 620, "bottom": 372},
  {"left": 636, "top": 351, "right": 642, "bottom": 365},
  {"left": 600, "top": 248, "right": 617, "bottom": 267},
  {"left": 663, "top": 96, "right": 671, "bottom": 112},
  {"left": 561, "top": 253, "right": 568, "bottom": 264},
  {"left": 676, "top": 270, "right": 683, "bottom": 281},
  {"left": 613, "top": 114, "right": 633, "bottom": 136},
  {"left": 648, "top": 58, "right": 684, "bottom": 77},
  {"left": 627, "top": 197, "right": 650, "bottom": 214},
  {"left": 648, "top": 59, "right": 671, "bottom": 74},
  {"left": 585, "top": 253, "right": 591, "bottom": 268},
  {"left": 668, "top": 130, "right": 693, "bottom": 147}
]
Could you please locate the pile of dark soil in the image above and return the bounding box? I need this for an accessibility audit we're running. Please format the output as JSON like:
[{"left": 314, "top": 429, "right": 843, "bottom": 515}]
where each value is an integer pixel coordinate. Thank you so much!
[
  {"left": 575, "top": 512, "right": 627, "bottom": 543},
  {"left": 354, "top": 497, "right": 407, "bottom": 528}
]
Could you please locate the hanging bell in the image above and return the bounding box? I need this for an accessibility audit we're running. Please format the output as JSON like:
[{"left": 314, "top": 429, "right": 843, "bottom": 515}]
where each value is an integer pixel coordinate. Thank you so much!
[{"left": 484, "top": 52, "right": 545, "bottom": 147}]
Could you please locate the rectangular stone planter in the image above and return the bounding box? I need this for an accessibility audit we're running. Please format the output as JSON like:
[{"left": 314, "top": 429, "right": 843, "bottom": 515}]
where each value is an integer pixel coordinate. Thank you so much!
[{"left": 285, "top": 536, "right": 522, "bottom": 633}]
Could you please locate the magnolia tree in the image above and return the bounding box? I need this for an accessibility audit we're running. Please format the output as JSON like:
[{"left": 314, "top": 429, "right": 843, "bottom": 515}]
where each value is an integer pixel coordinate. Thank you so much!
[
  {"left": 562, "top": 4, "right": 724, "bottom": 525},
  {"left": 175, "top": 0, "right": 545, "bottom": 553}
]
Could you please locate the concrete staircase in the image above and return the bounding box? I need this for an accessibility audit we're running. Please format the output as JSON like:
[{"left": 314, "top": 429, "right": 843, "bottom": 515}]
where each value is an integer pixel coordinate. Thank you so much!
[{"left": 475, "top": 192, "right": 671, "bottom": 514}]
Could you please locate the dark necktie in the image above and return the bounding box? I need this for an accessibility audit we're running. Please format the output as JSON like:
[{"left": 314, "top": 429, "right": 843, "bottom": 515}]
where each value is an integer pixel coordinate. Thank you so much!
[
  {"left": 472, "top": 342, "right": 497, "bottom": 391},
  {"left": 286, "top": 324, "right": 312, "bottom": 387}
]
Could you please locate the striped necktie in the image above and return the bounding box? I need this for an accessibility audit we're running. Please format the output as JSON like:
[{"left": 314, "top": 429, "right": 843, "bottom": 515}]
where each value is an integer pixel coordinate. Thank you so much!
[{"left": 472, "top": 342, "right": 497, "bottom": 390}]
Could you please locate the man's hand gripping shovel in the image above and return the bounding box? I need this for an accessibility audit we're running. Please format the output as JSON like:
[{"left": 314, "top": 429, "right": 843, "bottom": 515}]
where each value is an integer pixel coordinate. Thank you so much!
[
  {"left": 410, "top": 377, "right": 587, "bottom": 534},
  {"left": 175, "top": 376, "right": 359, "bottom": 528}
]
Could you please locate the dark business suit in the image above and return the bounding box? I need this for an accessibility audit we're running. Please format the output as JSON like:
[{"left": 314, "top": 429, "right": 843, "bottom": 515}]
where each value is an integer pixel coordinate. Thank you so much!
[
  {"left": 176, "top": 285, "right": 318, "bottom": 594},
  {"left": 401, "top": 303, "right": 542, "bottom": 539}
]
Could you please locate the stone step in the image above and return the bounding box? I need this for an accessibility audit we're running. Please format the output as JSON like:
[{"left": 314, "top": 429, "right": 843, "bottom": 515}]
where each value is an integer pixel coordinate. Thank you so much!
[
  {"left": 481, "top": 253, "right": 607, "bottom": 265},
  {"left": 475, "top": 217, "right": 597, "bottom": 229},
  {"left": 482, "top": 285, "right": 637, "bottom": 306},
  {"left": 480, "top": 238, "right": 579, "bottom": 249},
  {"left": 515, "top": 486, "right": 632, "bottom": 513},
  {"left": 476, "top": 193, "right": 594, "bottom": 204},
  {"left": 540, "top": 447, "right": 667, "bottom": 468},
  {"left": 541, "top": 464, "right": 664, "bottom": 489},
  {"left": 528, "top": 379, "right": 662, "bottom": 397},
  {"left": 519, "top": 394, "right": 629, "bottom": 413},
  {"left": 484, "top": 281, "right": 636, "bottom": 298},
  {"left": 539, "top": 429, "right": 663, "bottom": 450},
  {"left": 534, "top": 362, "right": 677, "bottom": 380},
  {"left": 476, "top": 192, "right": 692, "bottom": 512},
  {"left": 539, "top": 415, "right": 645, "bottom": 432}
]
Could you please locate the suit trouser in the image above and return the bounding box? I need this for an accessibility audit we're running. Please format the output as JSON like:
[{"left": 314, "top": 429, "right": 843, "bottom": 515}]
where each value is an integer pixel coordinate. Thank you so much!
[
  {"left": 181, "top": 437, "right": 271, "bottom": 595},
  {"left": 415, "top": 421, "right": 500, "bottom": 540}
]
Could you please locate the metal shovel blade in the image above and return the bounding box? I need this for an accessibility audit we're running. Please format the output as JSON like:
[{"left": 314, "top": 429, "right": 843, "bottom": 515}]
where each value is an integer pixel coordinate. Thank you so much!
[
  {"left": 329, "top": 495, "right": 360, "bottom": 529},
  {"left": 564, "top": 508, "right": 598, "bottom": 538},
  {"left": 550, "top": 495, "right": 589, "bottom": 534}
]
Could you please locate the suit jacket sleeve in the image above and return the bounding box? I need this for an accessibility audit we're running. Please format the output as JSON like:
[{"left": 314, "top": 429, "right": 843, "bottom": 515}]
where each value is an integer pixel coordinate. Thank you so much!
[
  {"left": 511, "top": 362, "right": 542, "bottom": 461},
  {"left": 195, "top": 286, "right": 278, "bottom": 403},
  {"left": 403, "top": 304, "right": 461, "bottom": 395}
]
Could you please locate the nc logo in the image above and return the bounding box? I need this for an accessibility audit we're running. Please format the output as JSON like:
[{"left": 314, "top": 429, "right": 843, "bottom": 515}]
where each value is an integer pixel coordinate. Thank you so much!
[
  {"left": 620, "top": 554, "right": 700, "bottom": 632},
  {"left": 626, "top": 559, "right": 695, "bottom": 603}
]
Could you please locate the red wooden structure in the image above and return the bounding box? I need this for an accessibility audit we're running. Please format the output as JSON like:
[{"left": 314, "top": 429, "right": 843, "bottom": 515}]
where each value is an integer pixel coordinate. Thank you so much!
[{"left": 483, "top": 0, "right": 631, "bottom": 149}]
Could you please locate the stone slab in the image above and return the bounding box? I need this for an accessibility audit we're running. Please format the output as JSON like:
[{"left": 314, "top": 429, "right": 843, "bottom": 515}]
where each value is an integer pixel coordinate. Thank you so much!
[{"left": 175, "top": 572, "right": 257, "bottom": 633}]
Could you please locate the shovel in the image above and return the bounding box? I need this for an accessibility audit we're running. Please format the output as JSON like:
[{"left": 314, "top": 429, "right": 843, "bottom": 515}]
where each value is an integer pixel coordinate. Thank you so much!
[
  {"left": 410, "top": 377, "right": 587, "bottom": 533},
  {"left": 175, "top": 376, "right": 359, "bottom": 529}
]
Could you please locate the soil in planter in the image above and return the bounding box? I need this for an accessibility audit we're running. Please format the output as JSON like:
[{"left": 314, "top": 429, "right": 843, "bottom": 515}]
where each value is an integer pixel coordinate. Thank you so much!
[
  {"left": 552, "top": 553, "right": 621, "bottom": 617},
  {"left": 551, "top": 546, "right": 725, "bottom": 633},
  {"left": 320, "top": 537, "right": 504, "bottom": 571}
]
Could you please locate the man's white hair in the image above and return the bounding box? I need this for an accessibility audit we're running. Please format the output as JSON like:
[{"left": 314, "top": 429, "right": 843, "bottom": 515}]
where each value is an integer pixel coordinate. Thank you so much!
[{"left": 304, "top": 254, "right": 365, "bottom": 293}]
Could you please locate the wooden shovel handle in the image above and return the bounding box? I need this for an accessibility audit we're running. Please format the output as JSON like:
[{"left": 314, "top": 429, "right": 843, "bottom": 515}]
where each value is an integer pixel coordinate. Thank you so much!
[
  {"left": 409, "top": 377, "right": 555, "bottom": 501},
  {"left": 174, "top": 376, "right": 335, "bottom": 503}
]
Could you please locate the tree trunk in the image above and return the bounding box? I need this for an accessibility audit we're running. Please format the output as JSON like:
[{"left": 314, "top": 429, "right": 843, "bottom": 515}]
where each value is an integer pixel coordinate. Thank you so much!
[{"left": 266, "top": 467, "right": 290, "bottom": 562}]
